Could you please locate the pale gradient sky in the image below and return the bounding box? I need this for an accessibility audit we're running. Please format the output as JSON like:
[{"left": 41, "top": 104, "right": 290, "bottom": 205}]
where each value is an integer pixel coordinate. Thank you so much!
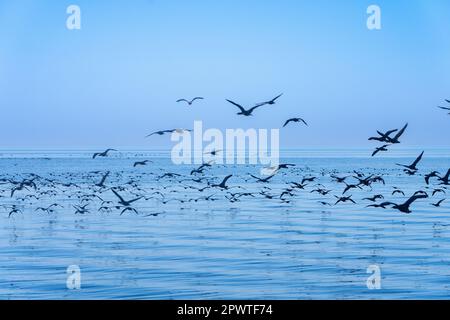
[{"left": 0, "top": 0, "right": 449, "bottom": 149}]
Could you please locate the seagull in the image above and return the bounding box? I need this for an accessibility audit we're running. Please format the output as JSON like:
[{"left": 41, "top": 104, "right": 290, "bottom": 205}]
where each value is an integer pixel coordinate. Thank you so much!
[
  {"left": 366, "top": 202, "right": 394, "bottom": 209},
  {"left": 389, "top": 193, "right": 429, "bottom": 213},
  {"left": 432, "top": 188, "right": 446, "bottom": 196},
  {"left": 250, "top": 174, "right": 275, "bottom": 183},
  {"left": 334, "top": 195, "right": 356, "bottom": 205},
  {"left": 368, "top": 129, "right": 398, "bottom": 142},
  {"left": 431, "top": 199, "right": 445, "bottom": 207},
  {"left": 363, "top": 194, "right": 384, "bottom": 202},
  {"left": 111, "top": 189, "right": 143, "bottom": 206},
  {"left": 176, "top": 97, "right": 204, "bottom": 106},
  {"left": 392, "top": 189, "right": 405, "bottom": 196},
  {"left": 255, "top": 94, "right": 283, "bottom": 107},
  {"left": 120, "top": 207, "right": 139, "bottom": 215},
  {"left": 372, "top": 144, "right": 389, "bottom": 157},
  {"left": 226, "top": 99, "right": 265, "bottom": 116},
  {"left": 386, "top": 123, "right": 408, "bottom": 144},
  {"left": 92, "top": 149, "right": 117, "bottom": 159},
  {"left": 8, "top": 207, "right": 22, "bottom": 218},
  {"left": 133, "top": 160, "right": 151, "bottom": 167},
  {"left": 283, "top": 118, "right": 308, "bottom": 127},
  {"left": 425, "top": 171, "right": 440, "bottom": 185},
  {"left": 210, "top": 175, "right": 233, "bottom": 189},
  {"left": 396, "top": 151, "right": 424, "bottom": 171},
  {"left": 331, "top": 175, "right": 348, "bottom": 183},
  {"left": 204, "top": 149, "right": 222, "bottom": 156},
  {"left": 146, "top": 129, "right": 192, "bottom": 138},
  {"left": 73, "top": 204, "right": 89, "bottom": 215},
  {"left": 343, "top": 182, "right": 362, "bottom": 194}
]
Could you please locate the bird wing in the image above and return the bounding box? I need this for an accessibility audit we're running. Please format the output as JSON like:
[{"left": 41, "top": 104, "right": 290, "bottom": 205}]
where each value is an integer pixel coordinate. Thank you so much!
[
  {"left": 192, "top": 97, "right": 204, "bottom": 102},
  {"left": 403, "top": 194, "right": 428, "bottom": 207},
  {"left": 221, "top": 175, "right": 233, "bottom": 185},
  {"left": 270, "top": 93, "right": 283, "bottom": 102},
  {"left": 411, "top": 151, "right": 424, "bottom": 167},
  {"left": 283, "top": 119, "right": 293, "bottom": 127},
  {"left": 438, "top": 106, "right": 450, "bottom": 110},
  {"left": 226, "top": 100, "right": 246, "bottom": 113},
  {"left": 247, "top": 104, "right": 264, "bottom": 114},
  {"left": 371, "top": 149, "right": 379, "bottom": 157},
  {"left": 442, "top": 169, "right": 450, "bottom": 180},
  {"left": 384, "top": 129, "right": 398, "bottom": 136},
  {"left": 111, "top": 189, "right": 125, "bottom": 203},
  {"left": 176, "top": 99, "right": 189, "bottom": 103},
  {"left": 392, "top": 123, "right": 408, "bottom": 140},
  {"left": 128, "top": 197, "right": 142, "bottom": 204}
]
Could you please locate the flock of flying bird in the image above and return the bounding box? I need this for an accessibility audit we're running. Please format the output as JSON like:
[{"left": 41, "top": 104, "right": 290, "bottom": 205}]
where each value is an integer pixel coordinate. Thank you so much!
[{"left": 1, "top": 96, "right": 449, "bottom": 218}]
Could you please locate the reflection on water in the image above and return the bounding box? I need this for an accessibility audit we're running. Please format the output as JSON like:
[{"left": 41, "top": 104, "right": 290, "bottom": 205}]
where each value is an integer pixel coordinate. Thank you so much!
[{"left": 0, "top": 152, "right": 450, "bottom": 299}]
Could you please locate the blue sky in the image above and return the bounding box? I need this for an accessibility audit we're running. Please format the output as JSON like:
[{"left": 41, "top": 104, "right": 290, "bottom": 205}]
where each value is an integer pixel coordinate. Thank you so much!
[{"left": 0, "top": 0, "right": 449, "bottom": 149}]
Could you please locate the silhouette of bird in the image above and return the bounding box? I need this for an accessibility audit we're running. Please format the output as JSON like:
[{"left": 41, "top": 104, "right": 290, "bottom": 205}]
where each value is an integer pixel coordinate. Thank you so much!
[
  {"left": 372, "top": 145, "right": 389, "bottom": 157},
  {"left": 369, "top": 129, "right": 398, "bottom": 142},
  {"left": 92, "top": 149, "right": 117, "bottom": 159},
  {"left": 146, "top": 129, "right": 191, "bottom": 137},
  {"left": 133, "top": 160, "right": 151, "bottom": 167},
  {"left": 389, "top": 193, "right": 429, "bottom": 213},
  {"left": 255, "top": 94, "right": 283, "bottom": 107},
  {"left": 392, "top": 189, "right": 405, "bottom": 196},
  {"left": 176, "top": 97, "right": 204, "bottom": 106},
  {"left": 335, "top": 195, "right": 356, "bottom": 205},
  {"left": 111, "top": 189, "right": 143, "bottom": 207},
  {"left": 250, "top": 174, "right": 275, "bottom": 183},
  {"left": 432, "top": 188, "right": 446, "bottom": 196},
  {"left": 425, "top": 171, "right": 440, "bottom": 185},
  {"left": 431, "top": 199, "right": 445, "bottom": 207},
  {"left": 363, "top": 194, "right": 384, "bottom": 202},
  {"left": 366, "top": 202, "right": 393, "bottom": 209},
  {"left": 283, "top": 118, "right": 308, "bottom": 127},
  {"left": 386, "top": 123, "right": 408, "bottom": 144},
  {"left": 396, "top": 151, "right": 424, "bottom": 171},
  {"left": 226, "top": 99, "right": 265, "bottom": 116},
  {"left": 210, "top": 175, "right": 233, "bottom": 189}
]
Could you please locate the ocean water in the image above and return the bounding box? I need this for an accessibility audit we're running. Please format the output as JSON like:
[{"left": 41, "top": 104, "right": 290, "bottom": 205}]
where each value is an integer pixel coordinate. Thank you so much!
[{"left": 0, "top": 150, "right": 449, "bottom": 299}]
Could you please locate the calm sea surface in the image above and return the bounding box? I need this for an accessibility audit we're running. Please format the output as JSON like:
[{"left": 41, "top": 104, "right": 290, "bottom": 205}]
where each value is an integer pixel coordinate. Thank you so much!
[{"left": 0, "top": 149, "right": 449, "bottom": 299}]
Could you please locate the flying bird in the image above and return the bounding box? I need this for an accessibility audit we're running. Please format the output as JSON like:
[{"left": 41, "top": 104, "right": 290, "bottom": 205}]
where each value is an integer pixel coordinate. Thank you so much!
[
  {"left": 255, "top": 93, "right": 283, "bottom": 107},
  {"left": 389, "top": 193, "right": 429, "bottom": 213},
  {"left": 176, "top": 97, "right": 204, "bottom": 106},
  {"left": 431, "top": 199, "right": 445, "bottom": 207},
  {"left": 396, "top": 151, "right": 424, "bottom": 172},
  {"left": 368, "top": 129, "right": 398, "bottom": 142},
  {"left": 372, "top": 144, "right": 389, "bottom": 157},
  {"left": 210, "top": 175, "right": 233, "bottom": 189},
  {"left": 92, "top": 149, "right": 117, "bottom": 159},
  {"left": 111, "top": 189, "right": 143, "bottom": 207},
  {"left": 146, "top": 129, "right": 191, "bottom": 138},
  {"left": 133, "top": 160, "right": 151, "bottom": 167},
  {"left": 283, "top": 118, "right": 308, "bottom": 127},
  {"left": 226, "top": 99, "right": 265, "bottom": 116},
  {"left": 386, "top": 123, "right": 408, "bottom": 144}
]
